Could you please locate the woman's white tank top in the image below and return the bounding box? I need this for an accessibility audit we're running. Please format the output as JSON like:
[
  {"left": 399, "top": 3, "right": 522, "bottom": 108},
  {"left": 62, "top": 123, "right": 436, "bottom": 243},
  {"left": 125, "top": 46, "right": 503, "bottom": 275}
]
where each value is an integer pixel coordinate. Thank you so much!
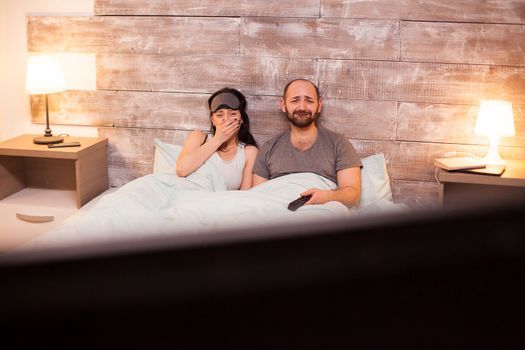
[{"left": 208, "top": 143, "right": 246, "bottom": 190}]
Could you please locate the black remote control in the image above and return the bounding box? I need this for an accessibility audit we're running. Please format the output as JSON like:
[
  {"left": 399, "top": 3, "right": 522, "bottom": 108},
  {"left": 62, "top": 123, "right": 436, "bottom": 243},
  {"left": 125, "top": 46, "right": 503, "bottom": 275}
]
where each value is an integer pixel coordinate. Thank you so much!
[
  {"left": 287, "top": 195, "right": 312, "bottom": 211},
  {"left": 48, "top": 142, "right": 81, "bottom": 148}
]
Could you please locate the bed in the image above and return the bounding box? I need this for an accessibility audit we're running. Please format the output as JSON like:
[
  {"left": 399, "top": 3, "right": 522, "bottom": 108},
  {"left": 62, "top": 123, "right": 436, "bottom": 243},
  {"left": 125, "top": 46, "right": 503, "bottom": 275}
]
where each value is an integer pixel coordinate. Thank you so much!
[{"left": 23, "top": 139, "right": 407, "bottom": 250}]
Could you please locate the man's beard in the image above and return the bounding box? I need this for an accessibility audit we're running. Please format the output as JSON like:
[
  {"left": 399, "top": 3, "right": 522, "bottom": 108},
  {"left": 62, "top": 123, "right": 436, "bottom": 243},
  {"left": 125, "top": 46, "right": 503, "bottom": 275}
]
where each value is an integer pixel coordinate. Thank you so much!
[{"left": 285, "top": 107, "right": 318, "bottom": 128}]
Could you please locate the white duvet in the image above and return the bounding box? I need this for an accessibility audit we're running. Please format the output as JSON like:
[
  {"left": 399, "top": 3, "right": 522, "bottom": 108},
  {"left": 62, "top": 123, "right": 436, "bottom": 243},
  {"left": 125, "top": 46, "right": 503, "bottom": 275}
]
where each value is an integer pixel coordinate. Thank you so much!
[{"left": 25, "top": 161, "right": 362, "bottom": 249}]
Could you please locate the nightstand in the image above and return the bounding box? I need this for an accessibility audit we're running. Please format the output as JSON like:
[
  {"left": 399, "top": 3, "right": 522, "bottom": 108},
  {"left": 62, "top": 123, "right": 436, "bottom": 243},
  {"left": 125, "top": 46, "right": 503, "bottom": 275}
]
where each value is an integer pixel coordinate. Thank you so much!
[
  {"left": 437, "top": 160, "right": 525, "bottom": 207},
  {"left": 0, "top": 134, "right": 108, "bottom": 208}
]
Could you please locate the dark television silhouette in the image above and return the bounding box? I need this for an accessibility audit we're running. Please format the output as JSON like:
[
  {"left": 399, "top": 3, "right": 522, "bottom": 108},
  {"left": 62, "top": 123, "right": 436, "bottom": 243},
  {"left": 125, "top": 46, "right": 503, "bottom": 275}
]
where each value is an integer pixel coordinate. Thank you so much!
[{"left": 1, "top": 198, "right": 525, "bottom": 349}]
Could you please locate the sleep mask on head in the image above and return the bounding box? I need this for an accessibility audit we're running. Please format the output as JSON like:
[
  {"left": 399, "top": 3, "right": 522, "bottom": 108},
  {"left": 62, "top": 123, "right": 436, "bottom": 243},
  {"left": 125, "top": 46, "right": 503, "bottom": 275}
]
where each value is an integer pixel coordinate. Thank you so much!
[{"left": 210, "top": 92, "right": 241, "bottom": 112}]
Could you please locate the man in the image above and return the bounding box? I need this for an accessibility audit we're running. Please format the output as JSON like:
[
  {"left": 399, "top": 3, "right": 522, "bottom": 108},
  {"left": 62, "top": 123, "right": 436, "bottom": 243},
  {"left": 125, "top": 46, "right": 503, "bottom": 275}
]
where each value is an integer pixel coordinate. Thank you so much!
[{"left": 252, "top": 79, "right": 362, "bottom": 207}]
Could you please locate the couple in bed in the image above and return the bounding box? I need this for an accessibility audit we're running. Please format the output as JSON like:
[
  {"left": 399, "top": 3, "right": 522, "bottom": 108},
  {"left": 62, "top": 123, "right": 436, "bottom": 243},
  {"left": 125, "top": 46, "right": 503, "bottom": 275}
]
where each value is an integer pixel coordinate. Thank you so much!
[{"left": 176, "top": 79, "right": 362, "bottom": 208}]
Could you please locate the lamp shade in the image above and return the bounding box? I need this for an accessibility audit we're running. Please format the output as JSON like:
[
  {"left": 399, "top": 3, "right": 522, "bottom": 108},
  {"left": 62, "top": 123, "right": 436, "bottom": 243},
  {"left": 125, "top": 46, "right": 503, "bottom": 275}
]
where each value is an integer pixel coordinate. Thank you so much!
[
  {"left": 474, "top": 100, "right": 515, "bottom": 138},
  {"left": 25, "top": 55, "right": 66, "bottom": 95}
]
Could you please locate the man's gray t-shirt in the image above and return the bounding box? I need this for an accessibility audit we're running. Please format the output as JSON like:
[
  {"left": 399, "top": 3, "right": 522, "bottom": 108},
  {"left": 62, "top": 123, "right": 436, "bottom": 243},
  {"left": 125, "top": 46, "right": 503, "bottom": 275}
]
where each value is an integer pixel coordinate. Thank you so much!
[{"left": 253, "top": 126, "right": 362, "bottom": 184}]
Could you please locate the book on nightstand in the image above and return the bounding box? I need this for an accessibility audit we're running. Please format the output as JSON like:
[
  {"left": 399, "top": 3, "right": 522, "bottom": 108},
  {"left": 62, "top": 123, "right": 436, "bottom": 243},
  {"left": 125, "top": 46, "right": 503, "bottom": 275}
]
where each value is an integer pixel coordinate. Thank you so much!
[
  {"left": 434, "top": 156, "right": 486, "bottom": 171},
  {"left": 462, "top": 164, "right": 506, "bottom": 176}
]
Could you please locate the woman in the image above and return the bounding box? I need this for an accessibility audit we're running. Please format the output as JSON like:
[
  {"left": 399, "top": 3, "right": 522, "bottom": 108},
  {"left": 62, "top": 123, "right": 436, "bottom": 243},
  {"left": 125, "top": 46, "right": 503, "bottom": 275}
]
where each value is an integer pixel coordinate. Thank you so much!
[{"left": 176, "top": 87, "right": 258, "bottom": 190}]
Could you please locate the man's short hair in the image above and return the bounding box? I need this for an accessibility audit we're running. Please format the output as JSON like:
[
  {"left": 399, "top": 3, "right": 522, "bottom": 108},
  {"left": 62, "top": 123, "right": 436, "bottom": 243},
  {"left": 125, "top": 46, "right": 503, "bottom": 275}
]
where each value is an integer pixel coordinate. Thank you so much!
[{"left": 283, "top": 79, "right": 320, "bottom": 100}]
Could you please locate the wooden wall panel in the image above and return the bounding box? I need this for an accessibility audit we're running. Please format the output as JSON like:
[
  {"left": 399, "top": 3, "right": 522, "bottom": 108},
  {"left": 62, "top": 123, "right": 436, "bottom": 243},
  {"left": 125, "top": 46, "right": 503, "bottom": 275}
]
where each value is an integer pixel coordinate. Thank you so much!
[
  {"left": 319, "top": 60, "right": 525, "bottom": 105},
  {"left": 96, "top": 54, "right": 244, "bottom": 93},
  {"left": 401, "top": 22, "right": 525, "bottom": 66},
  {"left": 94, "top": 0, "right": 320, "bottom": 17},
  {"left": 97, "top": 54, "right": 319, "bottom": 95},
  {"left": 31, "top": 91, "right": 211, "bottom": 129},
  {"left": 98, "top": 127, "right": 190, "bottom": 166},
  {"left": 248, "top": 95, "right": 289, "bottom": 135},
  {"left": 321, "top": 0, "right": 525, "bottom": 24},
  {"left": 246, "top": 96, "right": 398, "bottom": 140},
  {"left": 241, "top": 18, "right": 399, "bottom": 60},
  {"left": 320, "top": 99, "right": 396, "bottom": 140},
  {"left": 243, "top": 56, "right": 319, "bottom": 95},
  {"left": 28, "top": 16, "right": 240, "bottom": 55},
  {"left": 33, "top": 92, "right": 287, "bottom": 134},
  {"left": 391, "top": 180, "right": 440, "bottom": 208},
  {"left": 34, "top": 92, "right": 396, "bottom": 141},
  {"left": 353, "top": 139, "right": 443, "bottom": 182},
  {"left": 34, "top": 91, "right": 280, "bottom": 133},
  {"left": 397, "top": 103, "right": 525, "bottom": 147}
]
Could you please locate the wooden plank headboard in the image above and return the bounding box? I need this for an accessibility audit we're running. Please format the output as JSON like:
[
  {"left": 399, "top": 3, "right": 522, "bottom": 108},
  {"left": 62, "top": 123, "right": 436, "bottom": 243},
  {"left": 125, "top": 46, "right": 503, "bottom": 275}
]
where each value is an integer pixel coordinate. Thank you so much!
[{"left": 27, "top": 0, "right": 525, "bottom": 208}]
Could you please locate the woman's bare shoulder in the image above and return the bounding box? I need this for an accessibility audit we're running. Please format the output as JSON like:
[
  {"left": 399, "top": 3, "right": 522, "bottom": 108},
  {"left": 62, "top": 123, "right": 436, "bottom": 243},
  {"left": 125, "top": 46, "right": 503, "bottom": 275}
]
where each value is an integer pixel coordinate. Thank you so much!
[
  {"left": 244, "top": 144, "right": 258, "bottom": 153},
  {"left": 185, "top": 130, "right": 208, "bottom": 143},
  {"left": 188, "top": 130, "right": 207, "bottom": 138},
  {"left": 244, "top": 144, "right": 258, "bottom": 160}
]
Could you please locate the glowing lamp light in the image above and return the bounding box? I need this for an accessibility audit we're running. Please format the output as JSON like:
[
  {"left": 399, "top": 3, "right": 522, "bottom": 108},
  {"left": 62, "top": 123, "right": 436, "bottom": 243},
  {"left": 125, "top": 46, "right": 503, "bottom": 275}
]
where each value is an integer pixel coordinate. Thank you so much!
[
  {"left": 25, "top": 55, "right": 66, "bottom": 144},
  {"left": 474, "top": 100, "right": 515, "bottom": 165}
]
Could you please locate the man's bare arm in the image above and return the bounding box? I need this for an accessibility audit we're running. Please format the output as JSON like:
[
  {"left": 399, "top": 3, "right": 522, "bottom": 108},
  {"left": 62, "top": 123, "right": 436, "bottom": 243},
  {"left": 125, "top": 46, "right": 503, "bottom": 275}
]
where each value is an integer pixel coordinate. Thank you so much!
[{"left": 301, "top": 167, "right": 361, "bottom": 207}]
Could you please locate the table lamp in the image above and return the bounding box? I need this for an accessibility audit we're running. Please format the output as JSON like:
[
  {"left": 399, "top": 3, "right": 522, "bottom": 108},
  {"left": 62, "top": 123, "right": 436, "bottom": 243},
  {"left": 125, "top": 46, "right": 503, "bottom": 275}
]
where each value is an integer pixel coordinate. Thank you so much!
[
  {"left": 474, "top": 100, "right": 515, "bottom": 165},
  {"left": 25, "top": 55, "right": 66, "bottom": 144}
]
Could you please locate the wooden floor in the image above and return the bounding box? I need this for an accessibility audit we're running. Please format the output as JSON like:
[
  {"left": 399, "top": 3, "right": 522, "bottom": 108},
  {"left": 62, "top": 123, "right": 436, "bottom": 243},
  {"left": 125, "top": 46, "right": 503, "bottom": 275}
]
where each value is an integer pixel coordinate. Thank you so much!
[{"left": 0, "top": 188, "right": 78, "bottom": 251}]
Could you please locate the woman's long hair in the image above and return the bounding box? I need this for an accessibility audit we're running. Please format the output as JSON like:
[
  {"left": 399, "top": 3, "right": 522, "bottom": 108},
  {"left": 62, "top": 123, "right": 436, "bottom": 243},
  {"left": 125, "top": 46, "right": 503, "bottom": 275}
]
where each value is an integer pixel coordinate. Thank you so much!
[{"left": 208, "top": 87, "right": 258, "bottom": 148}]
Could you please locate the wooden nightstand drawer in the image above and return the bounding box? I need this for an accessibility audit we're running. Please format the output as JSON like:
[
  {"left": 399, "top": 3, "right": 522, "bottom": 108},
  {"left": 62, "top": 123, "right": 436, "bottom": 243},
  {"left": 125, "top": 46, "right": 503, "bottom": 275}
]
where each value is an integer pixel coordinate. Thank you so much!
[{"left": 0, "top": 135, "right": 109, "bottom": 208}]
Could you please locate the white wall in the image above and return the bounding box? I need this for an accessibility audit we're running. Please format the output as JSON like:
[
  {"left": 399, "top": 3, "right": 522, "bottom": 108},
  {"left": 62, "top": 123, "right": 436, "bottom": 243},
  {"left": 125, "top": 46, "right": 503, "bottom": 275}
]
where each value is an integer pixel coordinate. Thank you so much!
[
  {"left": 0, "top": 0, "right": 96, "bottom": 142},
  {"left": 0, "top": 1, "right": 8, "bottom": 141}
]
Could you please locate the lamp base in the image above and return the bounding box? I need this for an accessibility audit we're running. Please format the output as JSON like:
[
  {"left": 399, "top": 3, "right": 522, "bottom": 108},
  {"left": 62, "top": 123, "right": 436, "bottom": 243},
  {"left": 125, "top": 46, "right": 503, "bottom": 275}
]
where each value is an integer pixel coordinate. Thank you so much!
[
  {"left": 33, "top": 135, "right": 64, "bottom": 145},
  {"left": 481, "top": 141, "right": 506, "bottom": 166}
]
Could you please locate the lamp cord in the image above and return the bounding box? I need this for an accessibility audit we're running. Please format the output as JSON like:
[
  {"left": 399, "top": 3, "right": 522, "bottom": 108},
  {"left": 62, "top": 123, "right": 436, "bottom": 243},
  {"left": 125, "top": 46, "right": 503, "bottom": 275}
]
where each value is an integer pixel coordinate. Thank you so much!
[
  {"left": 442, "top": 151, "right": 481, "bottom": 159},
  {"left": 435, "top": 167, "right": 441, "bottom": 185}
]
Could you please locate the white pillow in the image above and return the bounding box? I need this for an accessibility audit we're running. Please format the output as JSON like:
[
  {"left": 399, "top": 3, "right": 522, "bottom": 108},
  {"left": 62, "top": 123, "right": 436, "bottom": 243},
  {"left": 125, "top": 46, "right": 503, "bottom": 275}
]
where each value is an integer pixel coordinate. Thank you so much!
[
  {"left": 153, "top": 138, "right": 182, "bottom": 173},
  {"left": 359, "top": 153, "right": 393, "bottom": 207}
]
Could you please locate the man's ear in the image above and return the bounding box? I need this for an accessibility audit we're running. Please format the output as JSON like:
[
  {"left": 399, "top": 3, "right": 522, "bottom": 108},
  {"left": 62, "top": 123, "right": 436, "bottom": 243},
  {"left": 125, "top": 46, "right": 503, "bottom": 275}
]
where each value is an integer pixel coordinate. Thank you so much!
[
  {"left": 280, "top": 98, "right": 286, "bottom": 113},
  {"left": 317, "top": 98, "right": 323, "bottom": 114}
]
